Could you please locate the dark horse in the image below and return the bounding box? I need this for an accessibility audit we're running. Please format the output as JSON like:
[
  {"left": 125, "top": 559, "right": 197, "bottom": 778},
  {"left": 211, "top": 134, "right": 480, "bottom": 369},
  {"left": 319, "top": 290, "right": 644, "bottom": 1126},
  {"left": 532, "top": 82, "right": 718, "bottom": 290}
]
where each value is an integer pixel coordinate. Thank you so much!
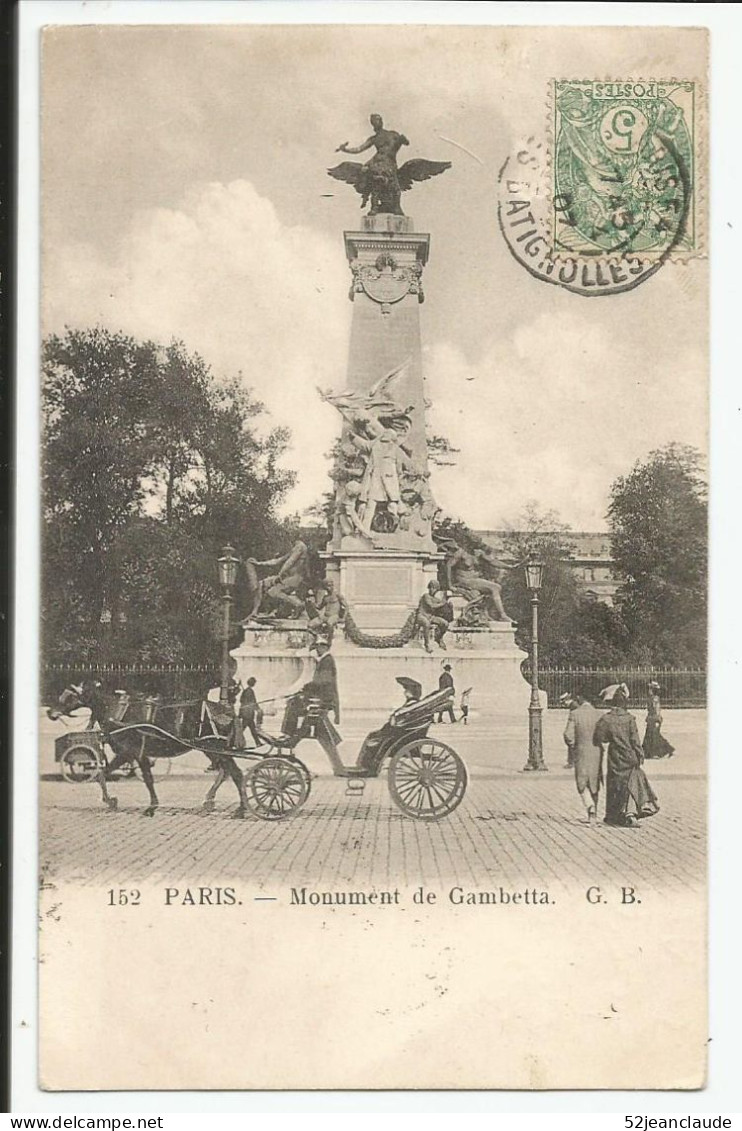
[{"left": 48, "top": 680, "right": 251, "bottom": 817}]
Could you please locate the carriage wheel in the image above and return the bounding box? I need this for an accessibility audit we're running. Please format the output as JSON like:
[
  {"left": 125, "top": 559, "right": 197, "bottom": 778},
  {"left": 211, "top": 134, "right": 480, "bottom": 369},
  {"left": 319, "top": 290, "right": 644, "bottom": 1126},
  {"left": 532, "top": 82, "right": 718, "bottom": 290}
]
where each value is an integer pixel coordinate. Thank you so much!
[
  {"left": 388, "top": 739, "right": 467, "bottom": 821},
  {"left": 60, "top": 744, "right": 103, "bottom": 783},
  {"left": 245, "top": 757, "right": 311, "bottom": 821}
]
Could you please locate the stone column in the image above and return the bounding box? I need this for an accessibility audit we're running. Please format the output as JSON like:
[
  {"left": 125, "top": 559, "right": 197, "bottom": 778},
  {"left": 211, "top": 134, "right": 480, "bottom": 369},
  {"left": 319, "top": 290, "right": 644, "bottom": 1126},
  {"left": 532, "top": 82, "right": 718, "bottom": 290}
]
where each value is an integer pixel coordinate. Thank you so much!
[
  {"left": 322, "top": 213, "right": 441, "bottom": 632},
  {"left": 343, "top": 214, "right": 430, "bottom": 481}
]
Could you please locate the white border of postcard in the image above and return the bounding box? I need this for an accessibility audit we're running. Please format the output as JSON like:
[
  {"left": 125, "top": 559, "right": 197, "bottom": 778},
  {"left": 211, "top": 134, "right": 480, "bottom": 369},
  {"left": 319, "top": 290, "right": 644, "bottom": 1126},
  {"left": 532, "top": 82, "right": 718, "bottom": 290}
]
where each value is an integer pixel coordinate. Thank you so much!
[{"left": 13, "top": 0, "right": 742, "bottom": 1115}]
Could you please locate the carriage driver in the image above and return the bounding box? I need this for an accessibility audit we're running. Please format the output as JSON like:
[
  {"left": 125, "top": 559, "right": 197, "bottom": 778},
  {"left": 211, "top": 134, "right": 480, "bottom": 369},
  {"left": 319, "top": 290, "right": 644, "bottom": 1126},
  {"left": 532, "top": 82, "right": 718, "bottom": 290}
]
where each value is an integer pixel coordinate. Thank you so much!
[{"left": 276, "top": 640, "right": 344, "bottom": 773}]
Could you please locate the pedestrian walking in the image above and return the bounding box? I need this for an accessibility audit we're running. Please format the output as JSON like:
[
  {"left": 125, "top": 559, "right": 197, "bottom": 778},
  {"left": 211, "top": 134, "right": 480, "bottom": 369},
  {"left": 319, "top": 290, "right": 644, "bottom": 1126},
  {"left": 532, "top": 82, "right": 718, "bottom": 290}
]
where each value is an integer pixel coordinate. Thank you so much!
[
  {"left": 642, "top": 680, "right": 675, "bottom": 759},
  {"left": 562, "top": 689, "right": 602, "bottom": 824},
  {"left": 593, "top": 686, "right": 659, "bottom": 828},
  {"left": 459, "top": 687, "right": 472, "bottom": 725},
  {"left": 436, "top": 663, "right": 456, "bottom": 723},
  {"left": 239, "top": 676, "right": 262, "bottom": 746},
  {"left": 559, "top": 691, "right": 576, "bottom": 767}
]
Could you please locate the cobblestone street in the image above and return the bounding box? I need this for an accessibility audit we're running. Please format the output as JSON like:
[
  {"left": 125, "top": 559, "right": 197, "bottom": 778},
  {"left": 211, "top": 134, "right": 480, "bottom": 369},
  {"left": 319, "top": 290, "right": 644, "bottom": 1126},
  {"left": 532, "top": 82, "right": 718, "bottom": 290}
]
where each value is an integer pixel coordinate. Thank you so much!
[{"left": 39, "top": 709, "right": 706, "bottom": 895}]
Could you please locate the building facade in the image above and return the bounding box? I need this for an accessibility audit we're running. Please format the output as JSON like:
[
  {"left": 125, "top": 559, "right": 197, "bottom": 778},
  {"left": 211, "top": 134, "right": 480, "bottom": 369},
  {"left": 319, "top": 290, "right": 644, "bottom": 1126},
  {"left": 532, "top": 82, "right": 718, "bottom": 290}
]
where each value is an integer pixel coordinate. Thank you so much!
[{"left": 476, "top": 531, "right": 619, "bottom": 606}]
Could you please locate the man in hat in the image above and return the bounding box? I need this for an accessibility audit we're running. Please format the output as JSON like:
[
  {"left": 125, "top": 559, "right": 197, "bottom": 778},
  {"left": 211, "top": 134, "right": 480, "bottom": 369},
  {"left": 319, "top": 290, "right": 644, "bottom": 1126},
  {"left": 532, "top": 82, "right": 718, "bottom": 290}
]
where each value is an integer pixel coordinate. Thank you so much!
[
  {"left": 310, "top": 638, "right": 341, "bottom": 724},
  {"left": 436, "top": 663, "right": 456, "bottom": 723},
  {"left": 276, "top": 640, "right": 344, "bottom": 772},
  {"left": 593, "top": 686, "right": 659, "bottom": 827},
  {"left": 563, "top": 689, "right": 602, "bottom": 824},
  {"left": 239, "top": 676, "right": 262, "bottom": 747}
]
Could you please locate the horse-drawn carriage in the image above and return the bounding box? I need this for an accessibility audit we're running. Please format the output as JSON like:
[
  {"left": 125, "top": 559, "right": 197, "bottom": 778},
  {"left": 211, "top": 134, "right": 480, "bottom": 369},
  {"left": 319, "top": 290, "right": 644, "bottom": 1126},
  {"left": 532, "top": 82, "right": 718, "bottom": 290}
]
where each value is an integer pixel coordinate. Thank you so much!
[
  {"left": 49, "top": 681, "right": 468, "bottom": 822},
  {"left": 53, "top": 691, "right": 175, "bottom": 784}
]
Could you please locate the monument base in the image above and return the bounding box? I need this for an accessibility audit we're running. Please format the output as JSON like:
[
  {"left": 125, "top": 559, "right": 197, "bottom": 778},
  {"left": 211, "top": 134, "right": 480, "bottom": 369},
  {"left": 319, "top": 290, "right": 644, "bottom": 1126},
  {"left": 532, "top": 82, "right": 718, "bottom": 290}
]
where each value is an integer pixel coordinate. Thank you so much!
[
  {"left": 321, "top": 549, "right": 441, "bottom": 633},
  {"left": 232, "top": 621, "right": 530, "bottom": 723}
]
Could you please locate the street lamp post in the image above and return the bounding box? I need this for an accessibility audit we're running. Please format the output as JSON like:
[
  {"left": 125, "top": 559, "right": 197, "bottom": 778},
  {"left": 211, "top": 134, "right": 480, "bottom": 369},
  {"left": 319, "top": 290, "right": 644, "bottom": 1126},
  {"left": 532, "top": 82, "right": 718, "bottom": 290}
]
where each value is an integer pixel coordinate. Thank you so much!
[
  {"left": 523, "top": 556, "right": 548, "bottom": 772},
  {"left": 217, "top": 544, "right": 240, "bottom": 705}
]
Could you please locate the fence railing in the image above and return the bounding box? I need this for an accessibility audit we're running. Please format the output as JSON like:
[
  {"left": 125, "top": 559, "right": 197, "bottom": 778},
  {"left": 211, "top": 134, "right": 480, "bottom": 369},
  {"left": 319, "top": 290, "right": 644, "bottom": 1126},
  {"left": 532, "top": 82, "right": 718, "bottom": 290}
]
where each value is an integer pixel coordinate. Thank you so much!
[
  {"left": 524, "top": 666, "right": 706, "bottom": 709},
  {"left": 43, "top": 662, "right": 707, "bottom": 710},
  {"left": 42, "top": 663, "right": 220, "bottom": 704}
]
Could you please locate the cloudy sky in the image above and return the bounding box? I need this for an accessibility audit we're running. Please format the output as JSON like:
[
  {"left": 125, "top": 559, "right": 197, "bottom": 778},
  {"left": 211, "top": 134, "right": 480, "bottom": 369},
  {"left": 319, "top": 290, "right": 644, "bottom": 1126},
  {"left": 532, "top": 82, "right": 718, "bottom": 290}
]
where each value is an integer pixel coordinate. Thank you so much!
[{"left": 42, "top": 24, "right": 707, "bottom": 531}]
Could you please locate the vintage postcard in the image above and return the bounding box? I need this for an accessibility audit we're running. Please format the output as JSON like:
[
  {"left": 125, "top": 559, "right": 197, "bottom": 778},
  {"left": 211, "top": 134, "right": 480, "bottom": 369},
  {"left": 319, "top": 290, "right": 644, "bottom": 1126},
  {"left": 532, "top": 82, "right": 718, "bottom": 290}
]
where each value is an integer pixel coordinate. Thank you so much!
[{"left": 36, "top": 23, "right": 708, "bottom": 1091}]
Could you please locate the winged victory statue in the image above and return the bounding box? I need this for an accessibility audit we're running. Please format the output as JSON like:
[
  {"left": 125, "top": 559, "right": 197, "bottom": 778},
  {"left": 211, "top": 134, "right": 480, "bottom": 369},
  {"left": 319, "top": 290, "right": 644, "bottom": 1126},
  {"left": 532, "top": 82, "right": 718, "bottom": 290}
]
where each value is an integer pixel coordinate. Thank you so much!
[{"left": 328, "top": 114, "right": 451, "bottom": 216}]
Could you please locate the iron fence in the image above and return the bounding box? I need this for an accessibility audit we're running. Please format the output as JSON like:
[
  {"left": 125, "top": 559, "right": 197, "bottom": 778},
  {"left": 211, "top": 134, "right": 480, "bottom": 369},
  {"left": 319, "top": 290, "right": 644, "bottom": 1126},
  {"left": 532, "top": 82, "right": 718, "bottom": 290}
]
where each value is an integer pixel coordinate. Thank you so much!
[
  {"left": 525, "top": 666, "right": 706, "bottom": 709},
  {"left": 42, "top": 662, "right": 220, "bottom": 704},
  {"left": 43, "top": 662, "right": 707, "bottom": 710}
]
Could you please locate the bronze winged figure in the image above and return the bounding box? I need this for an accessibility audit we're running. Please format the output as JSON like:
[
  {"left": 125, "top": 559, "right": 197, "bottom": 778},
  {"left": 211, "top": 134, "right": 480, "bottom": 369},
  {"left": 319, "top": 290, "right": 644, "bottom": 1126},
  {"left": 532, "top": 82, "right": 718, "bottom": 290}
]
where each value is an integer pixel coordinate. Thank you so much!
[{"left": 328, "top": 113, "right": 451, "bottom": 216}]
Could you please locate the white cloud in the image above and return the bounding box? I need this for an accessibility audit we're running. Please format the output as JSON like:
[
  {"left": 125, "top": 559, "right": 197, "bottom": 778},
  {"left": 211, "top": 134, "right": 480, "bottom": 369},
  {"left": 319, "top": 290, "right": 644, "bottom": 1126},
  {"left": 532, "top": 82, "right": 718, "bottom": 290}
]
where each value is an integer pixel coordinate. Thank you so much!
[
  {"left": 426, "top": 306, "right": 707, "bottom": 531},
  {"left": 44, "top": 180, "right": 707, "bottom": 536},
  {"left": 44, "top": 179, "right": 350, "bottom": 516}
]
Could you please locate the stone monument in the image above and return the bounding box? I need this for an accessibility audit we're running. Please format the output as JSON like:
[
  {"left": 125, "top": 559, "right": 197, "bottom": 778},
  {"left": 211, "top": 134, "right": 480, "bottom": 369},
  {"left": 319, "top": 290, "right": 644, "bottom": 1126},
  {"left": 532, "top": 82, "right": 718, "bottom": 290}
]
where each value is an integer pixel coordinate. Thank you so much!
[{"left": 232, "top": 115, "right": 529, "bottom": 718}]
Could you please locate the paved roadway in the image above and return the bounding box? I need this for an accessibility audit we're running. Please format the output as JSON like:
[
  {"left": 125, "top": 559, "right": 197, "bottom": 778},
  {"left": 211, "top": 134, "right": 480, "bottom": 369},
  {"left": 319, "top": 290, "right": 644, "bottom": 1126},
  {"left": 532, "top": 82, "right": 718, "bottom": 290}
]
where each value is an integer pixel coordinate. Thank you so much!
[{"left": 39, "top": 709, "right": 705, "bottom": 894}]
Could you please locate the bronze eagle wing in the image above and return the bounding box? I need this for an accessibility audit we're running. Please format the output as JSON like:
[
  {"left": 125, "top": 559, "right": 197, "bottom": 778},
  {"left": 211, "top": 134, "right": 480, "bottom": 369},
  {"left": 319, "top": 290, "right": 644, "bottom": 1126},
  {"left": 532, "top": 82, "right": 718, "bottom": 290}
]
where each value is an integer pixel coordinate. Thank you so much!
[
  {"left": 397, "top": 159, "right": 452, "bottom": 192},
  {"left": 327, "top": 162, "right": 367, "bottom": 195}
]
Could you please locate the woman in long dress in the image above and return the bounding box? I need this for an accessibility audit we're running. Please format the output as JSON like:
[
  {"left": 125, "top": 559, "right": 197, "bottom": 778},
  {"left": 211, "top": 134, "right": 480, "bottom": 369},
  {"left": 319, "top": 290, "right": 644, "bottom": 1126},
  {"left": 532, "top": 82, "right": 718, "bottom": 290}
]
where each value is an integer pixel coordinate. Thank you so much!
[
  {"left": 642, "top": 680, "right": 675, "bottom": 759},
  {"left": 593, "top": 687, "right": 659, "bottom": 827}
]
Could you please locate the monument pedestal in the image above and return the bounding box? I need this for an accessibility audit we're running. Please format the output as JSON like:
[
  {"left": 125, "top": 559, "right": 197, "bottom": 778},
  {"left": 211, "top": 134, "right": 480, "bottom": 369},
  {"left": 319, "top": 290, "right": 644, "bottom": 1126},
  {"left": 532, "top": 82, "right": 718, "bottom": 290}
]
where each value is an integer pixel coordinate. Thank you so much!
[
  {"left": 232, "top": 202, "right": 531, "bottom": 732},
  {"left": 330, "top": 624, "right": 529, "bottom": 717},
  {"left": 232, "top": 621, "right": 529, "bottom": 723},
  {"left": 231, "top": 623, "right": 314, "bottom": 715},
  {"left": 322, "top": 549, "right": 439, "bottom": 633}
]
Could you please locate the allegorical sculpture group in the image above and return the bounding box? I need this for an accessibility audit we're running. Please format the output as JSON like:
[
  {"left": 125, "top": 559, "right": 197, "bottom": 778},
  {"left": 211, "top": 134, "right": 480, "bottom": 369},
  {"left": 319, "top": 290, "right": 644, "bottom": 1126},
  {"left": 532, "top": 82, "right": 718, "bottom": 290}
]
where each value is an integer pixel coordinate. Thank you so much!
[
  {"left": 240, "top": 115, "right": 511, "bottom": 647},
  {"left": 319, "top": 362, "right": 436, "bottom": 544},
  {"left": 244, "top": 535, "right": 512, "bottom": 651}
]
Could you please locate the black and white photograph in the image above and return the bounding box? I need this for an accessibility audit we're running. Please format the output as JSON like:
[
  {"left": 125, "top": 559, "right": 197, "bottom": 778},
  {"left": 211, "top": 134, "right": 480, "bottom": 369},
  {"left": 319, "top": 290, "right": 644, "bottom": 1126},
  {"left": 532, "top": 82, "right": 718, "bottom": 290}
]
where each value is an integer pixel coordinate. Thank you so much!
[{"left": 26, "top": 15, "right": 712, "bottom": 1094}]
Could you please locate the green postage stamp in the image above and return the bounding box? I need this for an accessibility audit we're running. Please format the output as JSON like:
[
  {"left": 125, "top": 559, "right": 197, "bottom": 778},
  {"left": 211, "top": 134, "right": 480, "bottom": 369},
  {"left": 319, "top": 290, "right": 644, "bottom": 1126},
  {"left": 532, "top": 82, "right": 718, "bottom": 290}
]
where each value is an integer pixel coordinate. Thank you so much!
[{"left": 551, "top": 80, "right": 700, "bottom": 259}]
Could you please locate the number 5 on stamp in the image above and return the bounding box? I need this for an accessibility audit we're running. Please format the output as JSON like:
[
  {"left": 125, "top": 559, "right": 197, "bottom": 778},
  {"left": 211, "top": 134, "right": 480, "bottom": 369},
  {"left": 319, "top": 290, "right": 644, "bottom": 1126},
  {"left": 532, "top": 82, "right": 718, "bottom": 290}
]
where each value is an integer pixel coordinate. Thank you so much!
[{"left": 551, "top": 79, "right": 701, "bottom": 259}]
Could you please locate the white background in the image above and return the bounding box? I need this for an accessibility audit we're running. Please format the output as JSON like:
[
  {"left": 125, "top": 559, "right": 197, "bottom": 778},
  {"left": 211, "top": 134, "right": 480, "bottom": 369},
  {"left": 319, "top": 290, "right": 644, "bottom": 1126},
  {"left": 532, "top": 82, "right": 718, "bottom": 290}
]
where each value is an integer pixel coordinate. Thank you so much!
[{"left": 12, "top": 0, "right": 742, "bottom": 1116}]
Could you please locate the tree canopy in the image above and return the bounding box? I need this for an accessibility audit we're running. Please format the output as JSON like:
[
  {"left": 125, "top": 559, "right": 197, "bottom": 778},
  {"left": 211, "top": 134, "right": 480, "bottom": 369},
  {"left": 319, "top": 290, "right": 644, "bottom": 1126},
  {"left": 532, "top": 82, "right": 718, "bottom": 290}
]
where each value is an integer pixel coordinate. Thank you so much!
[
  {"left": 608, "top": 443, "right": 707, "bottom": 664},
  {"left": 498, "top": 504, "right": 630, "bottom": 666},
  {"left": 42, "top": 330, "right": 707, "bottom": 672},
  {"left": 42, "top": 327, "right": 296, "bottom": 663}
]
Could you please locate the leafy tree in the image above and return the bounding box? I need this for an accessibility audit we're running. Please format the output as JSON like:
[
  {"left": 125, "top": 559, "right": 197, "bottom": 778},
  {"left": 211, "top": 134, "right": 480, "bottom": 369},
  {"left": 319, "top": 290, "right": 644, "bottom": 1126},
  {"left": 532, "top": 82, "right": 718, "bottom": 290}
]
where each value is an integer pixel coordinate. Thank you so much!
[
  {"left": 106, "top": 520, "right": 221, "bottom": 665},
  {"left": 433, "top": 514, "right": 491, "bottom": 558},
  {"left": 42, "top": 327, "right": 296, "bottom": 663},
  {"left": 608, "top": 444, "right": 707, "bottom": 664},
  {"left": 144, "top": 341, "right": 215, "bottom": 525},
  {"left": 436, "top": 504, "right": 630, "bottom": 666},
  {"left": 498, "top": 504, "right": 583, "bottom": 661},
  {"left": 43, "top": 328, "right": 162, "bottom": 626}
]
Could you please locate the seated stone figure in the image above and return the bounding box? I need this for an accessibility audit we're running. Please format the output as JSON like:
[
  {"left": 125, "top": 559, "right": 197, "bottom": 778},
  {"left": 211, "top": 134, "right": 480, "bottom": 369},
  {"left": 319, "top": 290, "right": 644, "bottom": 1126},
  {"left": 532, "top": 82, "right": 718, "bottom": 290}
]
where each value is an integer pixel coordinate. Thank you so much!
[
  {"left": 441, "top": 541, "right": 511, "bottom": 623},
  {"left": 304, "top": 579, "right": 347, "bottom": 643},
  {"left": 415, "top": 581, "right": 451, "bottom": 652},
  {"left": 247, "top": 540, "right": 311, "bottom": 619}
]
